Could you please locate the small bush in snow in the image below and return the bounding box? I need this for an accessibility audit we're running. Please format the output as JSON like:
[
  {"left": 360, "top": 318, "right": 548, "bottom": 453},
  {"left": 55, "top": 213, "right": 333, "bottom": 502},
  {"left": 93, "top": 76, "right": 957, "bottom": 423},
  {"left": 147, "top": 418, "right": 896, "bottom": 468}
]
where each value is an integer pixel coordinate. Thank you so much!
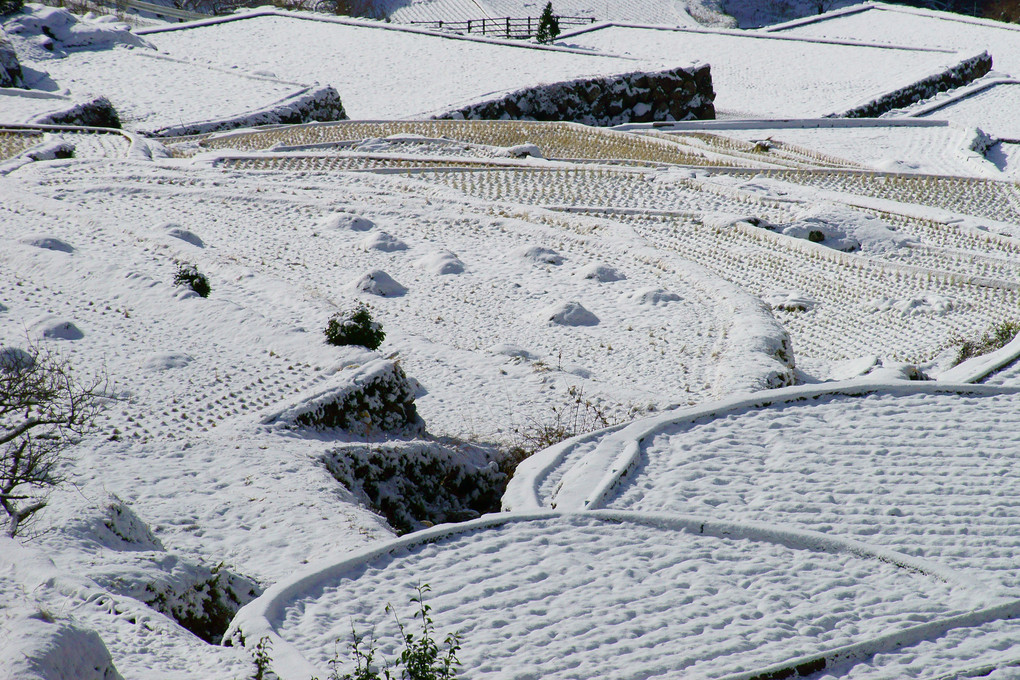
[
  {"left": 954, "top": 319, "right": 1020, "bottom": 366},
  {"left": 173, "top": 263, "right": 210, "bottom": 298},
  {"left": 332, "top": 583, "right": 462, "bottom": 680},
  {"left": 325, "top": 303, "right": 385, "bottom": 350}
]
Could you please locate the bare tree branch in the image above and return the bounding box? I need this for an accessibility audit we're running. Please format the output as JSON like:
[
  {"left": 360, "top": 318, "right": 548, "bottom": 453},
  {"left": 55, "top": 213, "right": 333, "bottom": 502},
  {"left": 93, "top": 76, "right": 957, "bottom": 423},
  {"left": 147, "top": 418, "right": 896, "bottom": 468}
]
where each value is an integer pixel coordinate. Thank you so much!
[{"left": 1, "top": 343, "right": 105, "bottom": 537}]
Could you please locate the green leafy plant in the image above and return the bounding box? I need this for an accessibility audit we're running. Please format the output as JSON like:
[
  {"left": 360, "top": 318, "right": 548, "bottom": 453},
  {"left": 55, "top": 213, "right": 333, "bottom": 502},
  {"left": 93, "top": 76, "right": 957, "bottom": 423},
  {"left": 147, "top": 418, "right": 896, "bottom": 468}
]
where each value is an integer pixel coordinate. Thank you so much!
[
  {"left": 251, "top": 636, "right": 272, "bottom": 680},
  {"left": 954, "top": 319, "right": 1020, "bottom": 365},
  {"left": 173, "top": 263, "right": 211, "bottom": 298},
  {"left": 536, "top": 1, "right": 559, "bottom": 43},
  {"left": 324, "top": 303, "right": 385, "bottom": 350},
  {"left": 332, "top": 583, "right": 461, "bottom": 680}
]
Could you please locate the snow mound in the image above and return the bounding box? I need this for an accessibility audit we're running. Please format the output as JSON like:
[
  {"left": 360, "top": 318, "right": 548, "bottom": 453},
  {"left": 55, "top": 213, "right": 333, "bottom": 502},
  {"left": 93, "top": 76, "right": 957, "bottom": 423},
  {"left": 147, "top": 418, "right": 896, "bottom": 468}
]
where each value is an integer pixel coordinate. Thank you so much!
[
  {"left": 0, "top": 615, "right": 123, "bottom": 680},
  {"left": 260, "top": 359, "right": 424, "bottom": 435},
  {"left": 488, "top": 343, "right": 537, "bottom": 360},
  {"left": 348, "top": 269, "right": 407, "bottom": 297},
  {"left": 765, "top": 290, "right": 816, "bottom": 312},
  {"left": 4, "top": 4, "right": 152, "bottom": 55},
  {"left": 320, "top": 213, "right": 374, "bottom": 232},
  {"left": 0, "top": 346, "right": 35, "bottom": 372},
  {"left": 516, "top": 245, "right": 563, "bottom": 265},
  {"left": 54, "top": 493, "right": 164, "bottom": 551},
  {"left": 415, "top": 249, "right": 464, "bottom": 275},
  {"left": 865, "top": 295, "right": 955, "bottom": 317},
  {"left": 20, "top": 235, "right": 74, "bottom": 253},
  {"left": 164, "top": 224, "right": 204, "bottom": 248},
  {"left": 535, "top": 300, "right": 599, "bottom": 326},
  {"left": 771, "top": 204, "right": 917, "bottom": 254},
  {"left": 499, "top": 143, "right": 544, "bottom": 159},
  {"left": 140, "top": 352, "right": 193, "bottom": 371},
  {"left": 29, "top": 315, "right": 83, "bottom": 340},
  {"left": 359, "top": 231, "right": 408, "bottom": 252},
  {"left": 620, "top": 287, "right": 681, "bottom": 306},
  {"left": 575, "top": 262, "right": 625, "bottom": 282}
]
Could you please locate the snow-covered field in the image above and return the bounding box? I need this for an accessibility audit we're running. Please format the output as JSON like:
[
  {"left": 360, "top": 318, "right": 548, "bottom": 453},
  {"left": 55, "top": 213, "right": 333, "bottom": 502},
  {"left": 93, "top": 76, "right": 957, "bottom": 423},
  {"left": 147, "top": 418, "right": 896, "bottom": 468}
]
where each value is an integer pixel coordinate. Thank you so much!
[
  {"left": 5, "top": 2, "right": 1020, "bottom": 679},
  {"left": 139, "top": 12, "right": 654, "bottom": 119},
  {"left": 555, "top": 23, "right": 978, "bottom": 117}
]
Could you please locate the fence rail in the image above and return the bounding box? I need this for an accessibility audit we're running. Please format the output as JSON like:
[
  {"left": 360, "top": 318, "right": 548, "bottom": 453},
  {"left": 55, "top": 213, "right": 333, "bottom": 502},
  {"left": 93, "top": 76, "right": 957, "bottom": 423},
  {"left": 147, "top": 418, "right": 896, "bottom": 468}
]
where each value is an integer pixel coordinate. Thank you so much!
[{"left": 408, "top": 15, "right": 596, "bottom": 39}]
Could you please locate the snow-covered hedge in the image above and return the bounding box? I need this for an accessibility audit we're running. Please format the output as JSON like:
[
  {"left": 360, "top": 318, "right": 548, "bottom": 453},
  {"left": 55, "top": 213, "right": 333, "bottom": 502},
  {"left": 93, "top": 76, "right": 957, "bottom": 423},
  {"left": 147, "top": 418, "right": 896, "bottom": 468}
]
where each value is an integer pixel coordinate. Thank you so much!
[
  {"left": 0, "top": 30, "right": 22, "bottom": 88},
  {"left": 323, "top": 440, "right": 506, "bottom": 534},
  {"left": 261, "top": 359, "right": 424, "bottom": 435},
  {"left": 150, "top": 85, "right": 348, "bottom": 138},
  {"left": 835, "top": 51, "right": 991, "bottom": 119},
  {"left": 436, "top": 63, "right": 715, "bottom": 127},
  {"left": 33, "top": 96, "right": 121, "bottom": 128}
]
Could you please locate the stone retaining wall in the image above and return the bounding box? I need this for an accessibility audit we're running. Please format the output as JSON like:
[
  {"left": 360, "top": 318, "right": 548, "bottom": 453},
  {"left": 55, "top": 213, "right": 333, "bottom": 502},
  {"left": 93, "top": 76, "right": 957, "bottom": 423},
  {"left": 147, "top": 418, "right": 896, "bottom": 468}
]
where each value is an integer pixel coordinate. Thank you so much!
[
  {"left": 436, "top": 63, "right": 715, "bottom": 126},
  {"left": 835, "top": 51, "right": 992, "bottom": 118}
]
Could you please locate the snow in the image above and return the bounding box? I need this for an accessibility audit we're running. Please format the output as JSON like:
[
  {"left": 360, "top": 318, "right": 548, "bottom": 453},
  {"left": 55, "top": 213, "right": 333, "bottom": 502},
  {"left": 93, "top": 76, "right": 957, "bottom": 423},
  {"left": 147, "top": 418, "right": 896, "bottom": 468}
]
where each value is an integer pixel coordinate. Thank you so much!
[
  {"left": 5, "top": 2, "right": 1020, "bottom": 677},
  {"left": 770, "top": 2, "right": 1020, "bottom": 79},
  {"left": 139, "top": 12, "right": 659, "bottom": 119},
  {"left": 556, "top": 24, "right": 972, "bottom": 117},
  {"left": 233, "top": 512, "right": 991, "bottom": 680}
]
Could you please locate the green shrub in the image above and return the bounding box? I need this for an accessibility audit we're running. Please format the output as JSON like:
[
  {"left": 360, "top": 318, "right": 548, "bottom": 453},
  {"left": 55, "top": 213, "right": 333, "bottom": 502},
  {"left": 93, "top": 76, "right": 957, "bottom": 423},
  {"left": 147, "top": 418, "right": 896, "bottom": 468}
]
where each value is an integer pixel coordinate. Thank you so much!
[
  {"left": 954, "top": 319, "right": 1020, "bottom": 365},
  {"left": 0, "top": 0, "right": 23, "bottom": 16},
  {"left": 173, "top": 263, "right": 211, "bottom": 298},
  {"left": 536, "top": 1, "right": 559, "bottom": 43},
  {"left": 332, "top": 584, "right": 461, "bottom": 680},
  {"left": 325, "top": 303, "right": 385, "bottom": 350}
]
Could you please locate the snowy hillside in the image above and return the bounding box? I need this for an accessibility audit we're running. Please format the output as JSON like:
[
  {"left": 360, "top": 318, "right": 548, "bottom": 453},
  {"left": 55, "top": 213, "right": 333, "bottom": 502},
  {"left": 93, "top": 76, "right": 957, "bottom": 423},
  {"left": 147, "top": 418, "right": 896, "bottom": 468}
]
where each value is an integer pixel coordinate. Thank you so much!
[{"left": 4, "top": 2, "right": 1020, "bottom": 680}]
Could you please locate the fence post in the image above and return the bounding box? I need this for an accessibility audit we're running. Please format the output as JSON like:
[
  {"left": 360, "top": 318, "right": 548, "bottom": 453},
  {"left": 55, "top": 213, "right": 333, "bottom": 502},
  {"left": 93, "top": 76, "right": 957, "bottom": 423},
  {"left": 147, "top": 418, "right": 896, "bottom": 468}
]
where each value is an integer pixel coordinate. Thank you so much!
[
  {"left": 467, "top": 19, "right": 471, "bottom": 31},
  {"left": 438, "top": 19, "right": 442, "bottom": 28},
  {"left": 506, "top": 16, "right": 510, "bottom": 37}
]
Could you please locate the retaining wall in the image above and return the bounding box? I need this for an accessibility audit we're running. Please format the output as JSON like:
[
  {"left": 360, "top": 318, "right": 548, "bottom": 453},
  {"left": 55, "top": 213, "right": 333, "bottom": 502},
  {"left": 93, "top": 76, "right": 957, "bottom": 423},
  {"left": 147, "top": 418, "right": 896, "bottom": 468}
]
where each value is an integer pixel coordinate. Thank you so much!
[{"left": 436, "top": 63, "right": 715, "bottom": 126}]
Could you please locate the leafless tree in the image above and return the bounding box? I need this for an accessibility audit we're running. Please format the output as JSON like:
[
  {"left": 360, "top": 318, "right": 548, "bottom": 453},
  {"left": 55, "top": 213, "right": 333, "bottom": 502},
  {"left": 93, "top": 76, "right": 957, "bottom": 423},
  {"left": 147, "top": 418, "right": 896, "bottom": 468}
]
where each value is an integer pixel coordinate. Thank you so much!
[{"left": 0, "top": 345, "right": 105, "bottom": 537}]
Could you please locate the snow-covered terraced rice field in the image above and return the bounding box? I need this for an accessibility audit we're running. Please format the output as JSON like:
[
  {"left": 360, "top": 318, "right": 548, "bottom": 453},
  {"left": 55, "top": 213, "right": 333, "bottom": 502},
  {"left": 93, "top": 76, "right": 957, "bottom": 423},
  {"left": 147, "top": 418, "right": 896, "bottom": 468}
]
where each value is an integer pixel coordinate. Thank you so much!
[
  {"left": 251, "top": 513, "right": 989, "bottom": 680},
  {"left": 141, "top": 13, "right": 651, "bottom": 119},
  {"left": 6, "top": 158, "right": 733, "bottom": 433},
  {"left": 0, "top": 91, "right": 77, "bottom": 125},
  {"left": 682, "top": 123, "right": 999, "bottom": 177},
  {"left": 196, "top": 120, "right": 730, "bottom": 166},
  {"left": 917, "top": 82, "right": 1020, "bottom": 140},
  {"left": 719, "top": 168, "right": 1020, "bottom": 224},
  {"left": 31, "top": 47, "right": 306, "bottom": 131},
  {"left": 557, "top": 24, "right": 966, "bottom": 117},
  {"left": 603, "top": 389, "right": 1020, "bottom": 591},
  {"left": 647, "top": 129, "right": 866, "bottom": 169},
  {"left": 770, "top": 4, "right": 1020, "bottom": 78},
  {"left": 0, "top": 128, "right": 43, "bottom": 159},
  {"left": 819, "top": 617, "right": 1020, "bottom": 679}
]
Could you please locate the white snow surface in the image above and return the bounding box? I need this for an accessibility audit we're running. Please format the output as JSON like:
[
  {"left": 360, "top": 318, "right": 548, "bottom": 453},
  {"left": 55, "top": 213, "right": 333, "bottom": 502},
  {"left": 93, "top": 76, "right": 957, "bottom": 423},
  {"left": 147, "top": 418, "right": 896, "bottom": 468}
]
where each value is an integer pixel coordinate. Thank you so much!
[
  {"left": 139, "top": 12, "right": 658, "bottom": 119},
  {"left": 556, "top": 24, "right": 969, "bottom": 117},
  {"left": 770, "top": 2, "right": 1020, "bottom": 78},
  {"left": 602, "top": 388, "right": 1020, "bottom": 592},
  {"left": 239, "top": 512, "right": 989, "bottom": 680}
]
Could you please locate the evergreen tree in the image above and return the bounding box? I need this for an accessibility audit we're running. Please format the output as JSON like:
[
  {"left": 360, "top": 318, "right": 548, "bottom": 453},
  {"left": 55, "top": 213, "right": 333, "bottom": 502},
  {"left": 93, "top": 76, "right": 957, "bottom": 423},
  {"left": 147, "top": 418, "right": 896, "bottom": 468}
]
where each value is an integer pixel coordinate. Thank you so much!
[{"left": 536, "top": 1, "right": 560, "bottom": 43}]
